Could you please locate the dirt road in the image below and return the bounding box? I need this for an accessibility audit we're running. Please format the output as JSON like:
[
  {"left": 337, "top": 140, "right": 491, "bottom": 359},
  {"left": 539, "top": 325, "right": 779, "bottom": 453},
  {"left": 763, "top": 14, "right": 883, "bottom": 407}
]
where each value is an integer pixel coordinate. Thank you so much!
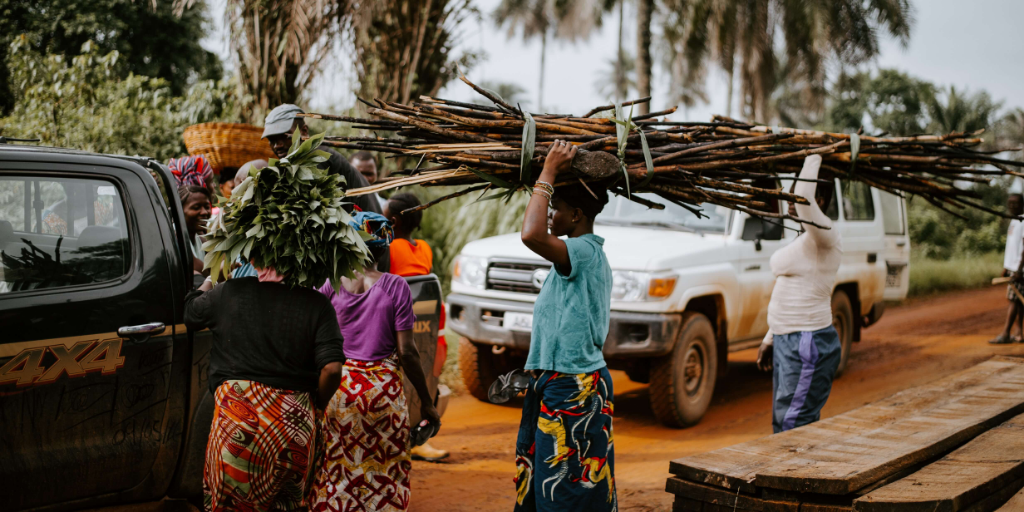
[{"left": 411, "top": 287, "right": 1024, "bottom": 511}]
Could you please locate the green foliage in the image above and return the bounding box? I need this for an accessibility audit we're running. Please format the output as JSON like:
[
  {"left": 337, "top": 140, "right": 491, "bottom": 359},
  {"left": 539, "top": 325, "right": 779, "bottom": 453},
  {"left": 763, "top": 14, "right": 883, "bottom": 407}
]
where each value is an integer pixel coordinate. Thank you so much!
[
  {"left": 0, "top": 38, "right": 241, "bottom": 162},
  {"left": 203, "top": 132, "right": 371, "bottom": 288},
  {"left": 414, "top": 186, "right": 529, "bottom": 295},
  {"left": 907, "top": 181, "right": 1010, "bottom": 260},
  {"left": 0, "top": 0, "right": 221, "bottom": 113},
  {"left": 927, "top": 86, "right": 1002, "bottom": 135},
  {"left": 826, "top": 69, "right": 934, "bottom": 136},
  {"left": 908, "top": 251, "right": 1003, "bottom": 298}
]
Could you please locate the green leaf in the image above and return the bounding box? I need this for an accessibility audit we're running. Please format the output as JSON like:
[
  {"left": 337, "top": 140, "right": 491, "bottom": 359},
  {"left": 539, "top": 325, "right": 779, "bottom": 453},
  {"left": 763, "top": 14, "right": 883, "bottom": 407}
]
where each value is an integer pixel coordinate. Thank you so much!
[
  {"left": 468, "top": 167, "right": 515, "bottom": 189},
  {"left": 520, "top": 111, "right": 536, "bottom": 183},
  {"left": 475, "top": 191, "right": 508, "bottom": 202},
  {"left": 638, "top": 129, "right": 655, "bottom": 188}
]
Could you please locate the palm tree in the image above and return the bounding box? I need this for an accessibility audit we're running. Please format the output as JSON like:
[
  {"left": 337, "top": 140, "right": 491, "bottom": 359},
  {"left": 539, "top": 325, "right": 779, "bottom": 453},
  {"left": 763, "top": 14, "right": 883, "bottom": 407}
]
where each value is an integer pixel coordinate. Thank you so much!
[
  {"left": 662, "top": 0, "right": 915, "bottom": 124},
  {"left": 636, "top": 0, "right": 654, "bottom": 114},
  {"left": 494, "top": 0, "right": 606, "bottom": 112},
  {"left": 595, "top": 49, "right": 635, "bottom": 101},
  {"left": 927, "top": 86, "right": 1001, "bottom": 135},
  {"left": 223, "top": 0, "right": 350, "bottom": 123},
  {"left": 352, "top": 0, "right": 480, "bottom": 104}
]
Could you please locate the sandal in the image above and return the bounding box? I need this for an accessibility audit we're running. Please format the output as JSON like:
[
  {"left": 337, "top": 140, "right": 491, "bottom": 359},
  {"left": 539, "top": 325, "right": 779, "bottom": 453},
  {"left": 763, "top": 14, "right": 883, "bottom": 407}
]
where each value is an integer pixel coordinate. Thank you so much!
[
  {"left": 990, "top": 334, "right": 1015, "bottom": 345},
  {"left": 488, "top": 369, "right": 531, "bottom": 404}
]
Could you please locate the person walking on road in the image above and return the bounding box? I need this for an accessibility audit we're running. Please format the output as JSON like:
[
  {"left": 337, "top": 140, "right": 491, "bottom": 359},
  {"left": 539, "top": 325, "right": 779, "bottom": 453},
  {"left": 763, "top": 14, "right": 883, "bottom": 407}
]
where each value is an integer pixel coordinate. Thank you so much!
[
  {"left": 756, "top": 155, "right": 843, "bottom": 434},
  {"left": 184, "top": 267, "right": 346, "bottom": 511},
  {"left": 990, "top": 193, "right": 1024, "bottom": 344},
  {"left": 514, "top": 140, "right": 616, "bottom": 512},
  {"left": 312, "top": 211, "right": 440, "bottom": 512}
]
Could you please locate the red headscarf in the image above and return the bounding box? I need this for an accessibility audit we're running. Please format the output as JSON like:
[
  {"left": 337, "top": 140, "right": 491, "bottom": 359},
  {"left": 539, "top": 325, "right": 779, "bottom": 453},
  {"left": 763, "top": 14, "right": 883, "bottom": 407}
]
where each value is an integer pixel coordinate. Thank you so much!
[{"left": 168, "top": 155, "right": 214, "bottom": 188}]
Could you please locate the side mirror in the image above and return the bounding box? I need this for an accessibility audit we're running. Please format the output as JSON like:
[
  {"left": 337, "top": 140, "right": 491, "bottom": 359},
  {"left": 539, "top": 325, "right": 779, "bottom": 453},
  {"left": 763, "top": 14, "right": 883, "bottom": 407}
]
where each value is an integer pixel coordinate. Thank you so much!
[{"left": 741, "top": 217, "right": 764, "bottom": 251}]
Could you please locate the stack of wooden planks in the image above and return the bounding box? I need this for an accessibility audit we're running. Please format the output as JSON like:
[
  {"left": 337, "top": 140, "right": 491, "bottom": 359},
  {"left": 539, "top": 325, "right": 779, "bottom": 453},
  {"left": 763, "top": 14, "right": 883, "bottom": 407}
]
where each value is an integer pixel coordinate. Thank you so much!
[{"left": 666, "top": 356, "right": 1024, "bottom": 511}]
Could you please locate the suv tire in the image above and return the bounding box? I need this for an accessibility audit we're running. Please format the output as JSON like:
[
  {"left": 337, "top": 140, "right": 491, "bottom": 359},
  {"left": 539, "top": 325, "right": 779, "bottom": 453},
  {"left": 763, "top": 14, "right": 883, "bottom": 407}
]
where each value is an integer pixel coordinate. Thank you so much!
[
  {"left": 832, "top": 290, "right": 854, "bottom": 376},
  {"left": 649, "top": 312, "right": 717, "bottom": 428},
  {"left": 459, "top": 337, "right": 522, "bottom": 402}
]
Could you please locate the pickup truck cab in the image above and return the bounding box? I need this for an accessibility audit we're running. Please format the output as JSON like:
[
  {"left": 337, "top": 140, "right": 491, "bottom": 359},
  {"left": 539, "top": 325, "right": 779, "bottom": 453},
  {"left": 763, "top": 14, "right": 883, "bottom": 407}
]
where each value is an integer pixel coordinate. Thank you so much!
[
  {"left": 0, "top": 144, "right": 445, "bottom": 511},
  {"left": 448, "top": 179, "right": 909, "bottom": 428}
]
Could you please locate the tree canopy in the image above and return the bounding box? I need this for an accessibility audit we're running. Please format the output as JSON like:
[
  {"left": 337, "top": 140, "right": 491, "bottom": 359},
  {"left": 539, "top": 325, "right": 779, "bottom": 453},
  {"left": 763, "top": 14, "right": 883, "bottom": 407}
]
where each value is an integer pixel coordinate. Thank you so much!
[{"left": 0, "top": 0, "right": 221, "bottom": 114}]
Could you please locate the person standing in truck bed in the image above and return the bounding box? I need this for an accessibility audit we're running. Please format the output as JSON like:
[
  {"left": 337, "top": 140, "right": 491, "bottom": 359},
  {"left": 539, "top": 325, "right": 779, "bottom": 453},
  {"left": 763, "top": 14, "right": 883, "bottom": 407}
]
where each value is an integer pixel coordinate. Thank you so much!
[
  {"left": 757, "top": 155, "right": 843, "bottom": 433},
  {"left": 515, "top": 140, "right": 616, "bottom": 512},
  {"left": 184, "top": 270, "right": 346, "bottom": 511},
  {"left": 384, "top": 192, "right": 450, "bottom": 463}
]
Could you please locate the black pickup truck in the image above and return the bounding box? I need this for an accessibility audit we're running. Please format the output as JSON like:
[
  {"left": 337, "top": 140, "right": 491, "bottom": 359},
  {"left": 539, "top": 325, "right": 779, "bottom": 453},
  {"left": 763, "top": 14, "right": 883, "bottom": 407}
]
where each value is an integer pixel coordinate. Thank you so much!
[{"left": 0, "top": 145, "right": 445, "bottom": 511}]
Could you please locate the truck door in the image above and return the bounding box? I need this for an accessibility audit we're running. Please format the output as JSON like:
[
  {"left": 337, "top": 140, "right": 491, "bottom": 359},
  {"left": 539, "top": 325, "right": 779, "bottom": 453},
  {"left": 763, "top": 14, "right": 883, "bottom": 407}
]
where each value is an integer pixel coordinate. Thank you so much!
[
  {"left": 403, "top": 274, "right": 441, "bottom": 427},
  {"left": 0, "top": 159, "right": 185, "bottom": 510},
  {"left": 733, "top": 193, "right": 788, "bottom": 342},
  {"left": 878, "top": 191, "right": 910, "bottom": 301}
]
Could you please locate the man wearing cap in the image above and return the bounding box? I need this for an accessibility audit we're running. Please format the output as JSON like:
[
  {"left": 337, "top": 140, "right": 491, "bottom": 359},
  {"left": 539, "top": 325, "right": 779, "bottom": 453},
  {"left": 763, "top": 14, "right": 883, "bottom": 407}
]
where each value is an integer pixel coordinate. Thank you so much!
[{"left": 262, "top": 104, "right": 383, "bottom": 215}]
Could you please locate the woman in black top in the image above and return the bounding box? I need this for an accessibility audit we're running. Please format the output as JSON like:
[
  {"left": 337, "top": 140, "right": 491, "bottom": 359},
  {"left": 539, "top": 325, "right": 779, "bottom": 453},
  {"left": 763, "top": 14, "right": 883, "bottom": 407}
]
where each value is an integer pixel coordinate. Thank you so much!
[{"left": 185, "top": 275, "right": 345, "bottom": 512}]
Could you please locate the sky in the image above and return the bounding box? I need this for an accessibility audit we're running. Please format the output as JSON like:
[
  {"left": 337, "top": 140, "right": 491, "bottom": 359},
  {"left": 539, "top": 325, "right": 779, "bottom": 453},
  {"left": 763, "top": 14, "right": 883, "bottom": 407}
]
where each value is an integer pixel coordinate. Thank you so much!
[{"left": 200, "top": 0, "right": 1024, "bottom": 121}]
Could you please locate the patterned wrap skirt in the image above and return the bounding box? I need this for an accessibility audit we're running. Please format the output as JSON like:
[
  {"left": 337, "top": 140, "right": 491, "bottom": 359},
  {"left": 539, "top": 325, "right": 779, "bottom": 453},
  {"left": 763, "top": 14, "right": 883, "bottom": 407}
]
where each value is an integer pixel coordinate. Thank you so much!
[
  {"left": 311, "top": 353, "right": 411, "bottom": 512},
  {"left": 514, "top": 368, "right": 617, "bottom": 512},
  {"left": 204, "top": 380, "right": 317, "bottom": 512}
]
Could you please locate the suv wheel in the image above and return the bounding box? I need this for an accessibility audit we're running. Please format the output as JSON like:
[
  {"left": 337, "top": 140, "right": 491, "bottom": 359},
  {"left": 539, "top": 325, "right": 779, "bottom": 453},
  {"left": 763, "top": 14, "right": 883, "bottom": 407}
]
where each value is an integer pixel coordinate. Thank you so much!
[
  {"left": 458, "top": 337, "right": 522, "bottom": 402},
  {"left": 832, "top": 290, "right": 854, "bottom": 376},
  {"left": 649, "top": 312, "right": 718, "bottom": 428}
]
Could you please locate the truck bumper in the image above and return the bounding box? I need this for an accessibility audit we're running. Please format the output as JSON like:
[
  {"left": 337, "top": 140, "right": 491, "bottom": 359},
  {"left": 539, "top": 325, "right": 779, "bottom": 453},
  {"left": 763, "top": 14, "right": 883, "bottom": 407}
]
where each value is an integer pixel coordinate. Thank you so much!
[{"left": 447, "top": 293, "right": 682, "bottom": 358}]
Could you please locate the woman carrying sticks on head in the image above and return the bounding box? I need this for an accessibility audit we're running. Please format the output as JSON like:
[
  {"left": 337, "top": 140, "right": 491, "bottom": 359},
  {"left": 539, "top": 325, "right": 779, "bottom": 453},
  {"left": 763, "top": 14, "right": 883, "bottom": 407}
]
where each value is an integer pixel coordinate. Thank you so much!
[
  {"left": 514, "top": 139, "right": 616, "bottom": 511},
  {"left": 757, "top": 154, "right": 843, "bottom": 433}
]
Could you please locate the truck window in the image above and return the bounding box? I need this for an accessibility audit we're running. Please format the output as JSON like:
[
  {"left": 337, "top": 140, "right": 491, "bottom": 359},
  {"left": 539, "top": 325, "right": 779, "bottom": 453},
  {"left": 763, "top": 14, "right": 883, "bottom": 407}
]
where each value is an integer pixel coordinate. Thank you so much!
[
  {"left": 878, "top": 191, "right": 904, "bottom": 234},
  {"left": 840, "top": 180, "right": 875, "bottom": 221},
  {"left": 0, "top": 175, "right": 130, "bottom": 293}
]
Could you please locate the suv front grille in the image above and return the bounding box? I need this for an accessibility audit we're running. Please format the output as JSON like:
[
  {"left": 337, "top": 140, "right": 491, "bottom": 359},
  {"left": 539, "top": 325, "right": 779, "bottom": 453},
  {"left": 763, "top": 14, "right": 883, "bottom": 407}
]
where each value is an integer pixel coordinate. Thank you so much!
[{"left": 486, "top": 259, "right": 552, "bottom": 294}]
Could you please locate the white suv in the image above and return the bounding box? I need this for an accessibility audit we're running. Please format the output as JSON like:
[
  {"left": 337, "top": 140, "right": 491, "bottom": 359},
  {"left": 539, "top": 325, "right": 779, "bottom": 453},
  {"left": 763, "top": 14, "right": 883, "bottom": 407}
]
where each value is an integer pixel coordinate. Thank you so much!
[{"left": 447, "top": 179, "right": 910, "bottom": 427}]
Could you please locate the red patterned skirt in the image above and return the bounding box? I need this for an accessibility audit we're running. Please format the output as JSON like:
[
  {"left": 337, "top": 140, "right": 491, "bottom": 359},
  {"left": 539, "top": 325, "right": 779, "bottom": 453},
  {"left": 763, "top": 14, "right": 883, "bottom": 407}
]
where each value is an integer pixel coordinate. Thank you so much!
[
  {"left": 311, "top": 354, "right": 411, "bottom": 511},
  {"left": 204, "top": 380, "right": 317, "bottom": 512}
]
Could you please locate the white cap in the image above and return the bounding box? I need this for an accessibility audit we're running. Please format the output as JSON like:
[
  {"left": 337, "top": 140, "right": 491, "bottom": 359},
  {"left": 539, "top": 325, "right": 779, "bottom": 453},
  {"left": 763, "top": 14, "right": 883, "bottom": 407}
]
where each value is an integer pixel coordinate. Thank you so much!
[{"left": 261, "top": 104, "right": 305, "bottom": 139}]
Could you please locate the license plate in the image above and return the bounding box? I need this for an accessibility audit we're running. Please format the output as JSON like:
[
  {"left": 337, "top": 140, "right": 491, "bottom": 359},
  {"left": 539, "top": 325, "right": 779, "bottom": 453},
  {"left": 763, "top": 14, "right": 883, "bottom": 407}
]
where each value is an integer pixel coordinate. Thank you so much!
[
  {"left": 886, "top": 264, "right": 905, "bottom": 288},
  {"left": 504, "top": 312, "right": 534, "bottom": 332}
]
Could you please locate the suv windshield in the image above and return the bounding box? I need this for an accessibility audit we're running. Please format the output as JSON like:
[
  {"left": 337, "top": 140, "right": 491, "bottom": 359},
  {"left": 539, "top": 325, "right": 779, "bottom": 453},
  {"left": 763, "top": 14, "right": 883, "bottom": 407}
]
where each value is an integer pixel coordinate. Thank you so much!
[{"left": 596, "top": 193, "right": 731, "bottom": 233}]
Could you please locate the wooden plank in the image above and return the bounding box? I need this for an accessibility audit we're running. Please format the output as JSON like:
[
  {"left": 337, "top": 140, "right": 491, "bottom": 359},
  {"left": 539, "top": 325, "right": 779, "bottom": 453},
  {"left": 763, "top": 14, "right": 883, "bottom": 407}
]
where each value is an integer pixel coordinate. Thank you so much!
[
  {"left": 666, "top": 477, "right": 799, "bottom": 512},
  {"left": 854, "top": 412, "right": 1024, "bottom": 511},
  {"left": 670, "top": 357, "right": 1024, "bottom": 495},
  {"left": 963, "top": 474, "right": 1024, "bottom": 512},
  {"left": 996, "top": 486, "right": 1024, "bottom": 511}
]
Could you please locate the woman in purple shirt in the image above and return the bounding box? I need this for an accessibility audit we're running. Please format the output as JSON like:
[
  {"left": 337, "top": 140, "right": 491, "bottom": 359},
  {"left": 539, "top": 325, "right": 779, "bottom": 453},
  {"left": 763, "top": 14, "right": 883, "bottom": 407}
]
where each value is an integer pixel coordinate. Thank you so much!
[{"left": 310, "top": 211, "right": 439, "bottom": 512}]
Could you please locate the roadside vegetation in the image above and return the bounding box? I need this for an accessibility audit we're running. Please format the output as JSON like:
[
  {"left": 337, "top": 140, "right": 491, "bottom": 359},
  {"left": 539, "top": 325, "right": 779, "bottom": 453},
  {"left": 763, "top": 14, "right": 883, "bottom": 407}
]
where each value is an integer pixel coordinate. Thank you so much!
[{"left": 909, "top": 252, "right": 1003, "bottom": 298}]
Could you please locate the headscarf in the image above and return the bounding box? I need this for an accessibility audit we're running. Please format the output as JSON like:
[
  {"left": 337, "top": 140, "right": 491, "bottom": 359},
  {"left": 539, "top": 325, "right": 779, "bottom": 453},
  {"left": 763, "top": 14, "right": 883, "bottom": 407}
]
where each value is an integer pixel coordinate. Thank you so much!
[
  {"left": 168, "top": 155, "right": 214, "bottom": 188},
  {"left": 349, "top": 211, "right": 393, "bottom": 249}
]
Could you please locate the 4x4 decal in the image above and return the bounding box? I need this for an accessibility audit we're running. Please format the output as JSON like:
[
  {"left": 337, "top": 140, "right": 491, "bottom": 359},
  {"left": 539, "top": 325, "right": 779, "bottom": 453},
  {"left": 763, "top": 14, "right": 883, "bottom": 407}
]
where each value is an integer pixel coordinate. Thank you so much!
[{"left": 0, "top": 337, "right": 125, "bottom": 386}]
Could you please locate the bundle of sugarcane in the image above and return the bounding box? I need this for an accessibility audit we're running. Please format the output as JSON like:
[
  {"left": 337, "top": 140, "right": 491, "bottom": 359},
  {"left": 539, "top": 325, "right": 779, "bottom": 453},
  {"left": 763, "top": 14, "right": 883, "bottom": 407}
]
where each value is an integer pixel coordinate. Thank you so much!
[{"left": 300, "top": 74, "right": 1024, "bottom": 224}]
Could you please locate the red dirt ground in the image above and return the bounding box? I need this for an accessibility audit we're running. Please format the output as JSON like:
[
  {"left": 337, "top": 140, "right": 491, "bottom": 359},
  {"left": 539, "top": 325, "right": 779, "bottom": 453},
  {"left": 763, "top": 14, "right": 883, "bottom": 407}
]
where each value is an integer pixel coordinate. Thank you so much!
[{"left": 410, "top": 286, "right": 1024, "bottom": 511}]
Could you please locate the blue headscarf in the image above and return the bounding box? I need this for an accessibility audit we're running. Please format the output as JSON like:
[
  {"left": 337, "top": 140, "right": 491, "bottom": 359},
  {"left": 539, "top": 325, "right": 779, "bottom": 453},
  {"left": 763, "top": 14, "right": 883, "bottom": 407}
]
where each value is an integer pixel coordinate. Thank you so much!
[{"left": 350, "top": 211, "right": 393, "bottom": 248}]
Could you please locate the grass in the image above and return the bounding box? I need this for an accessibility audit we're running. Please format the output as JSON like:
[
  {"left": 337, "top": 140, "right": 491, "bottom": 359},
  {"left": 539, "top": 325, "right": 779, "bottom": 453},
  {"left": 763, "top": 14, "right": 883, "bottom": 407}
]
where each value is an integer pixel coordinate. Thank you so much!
[{"left": 908, "top": 251, "right": 1004, "bottom": 298}]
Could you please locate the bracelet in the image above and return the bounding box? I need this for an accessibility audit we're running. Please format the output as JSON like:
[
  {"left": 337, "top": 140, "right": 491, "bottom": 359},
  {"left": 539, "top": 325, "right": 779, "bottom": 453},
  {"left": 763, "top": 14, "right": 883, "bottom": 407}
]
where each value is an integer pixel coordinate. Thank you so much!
[
  {"left": 532, "top": 188, "right": 552, "bottom": 201},
  {"left": 534, "top": 180, "right": 554, "bottom": 194}
]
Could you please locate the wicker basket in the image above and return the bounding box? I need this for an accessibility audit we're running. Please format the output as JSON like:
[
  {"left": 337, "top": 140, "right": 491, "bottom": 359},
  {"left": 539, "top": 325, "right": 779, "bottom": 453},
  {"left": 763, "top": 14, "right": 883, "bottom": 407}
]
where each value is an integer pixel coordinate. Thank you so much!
[{"left": 182, "top": 122, "right": 277, "bottom": 171}]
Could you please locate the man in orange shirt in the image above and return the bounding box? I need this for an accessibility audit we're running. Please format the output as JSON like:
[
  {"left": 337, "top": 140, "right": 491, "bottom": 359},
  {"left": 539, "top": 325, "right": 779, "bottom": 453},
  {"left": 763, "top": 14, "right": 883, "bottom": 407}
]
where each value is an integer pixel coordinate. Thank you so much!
[{"left": 384, "top": 192, "right": 450, "bottom": 462}]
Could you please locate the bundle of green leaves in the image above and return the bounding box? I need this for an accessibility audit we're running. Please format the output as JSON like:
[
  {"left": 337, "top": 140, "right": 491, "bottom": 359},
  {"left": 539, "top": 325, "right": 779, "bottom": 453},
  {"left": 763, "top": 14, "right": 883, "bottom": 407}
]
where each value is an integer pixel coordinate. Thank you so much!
[{"left": 202, "top": 131, "right": 372, "bottom": 287}]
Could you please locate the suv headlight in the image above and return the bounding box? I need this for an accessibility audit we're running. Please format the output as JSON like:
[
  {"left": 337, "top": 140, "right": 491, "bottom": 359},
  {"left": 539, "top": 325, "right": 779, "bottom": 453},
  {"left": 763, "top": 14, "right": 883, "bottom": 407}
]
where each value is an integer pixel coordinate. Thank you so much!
[
  {"left": 453, "top": 255, "right": 487, "bottom": 289},
  {"left": 611, "top": 271, "right": 678, "bottom": 302}
]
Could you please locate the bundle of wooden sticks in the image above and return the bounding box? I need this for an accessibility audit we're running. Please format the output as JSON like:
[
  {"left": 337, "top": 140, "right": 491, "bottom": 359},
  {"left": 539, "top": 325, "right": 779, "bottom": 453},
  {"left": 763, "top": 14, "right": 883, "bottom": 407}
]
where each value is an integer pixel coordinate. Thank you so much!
[{"left": 301, "top": 74, "right": 1024, "bottom": 223}]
